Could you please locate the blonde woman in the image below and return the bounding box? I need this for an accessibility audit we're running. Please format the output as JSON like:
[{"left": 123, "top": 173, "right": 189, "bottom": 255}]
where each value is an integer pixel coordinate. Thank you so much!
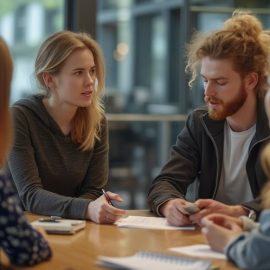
[
  {"left": 7, "top": 31, "right": 125, "bottom": 223},
  {"left": 202, "top": 88, "right": 270, "bottom": 269},
  {"left": 0, "top": 37, "right": 51, "bottom": 266}
]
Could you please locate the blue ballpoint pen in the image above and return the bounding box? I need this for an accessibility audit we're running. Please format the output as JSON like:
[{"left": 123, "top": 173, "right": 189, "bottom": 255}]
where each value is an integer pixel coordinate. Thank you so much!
[{"left": 102, "top": 189, "right": 114, "bottom": 206}]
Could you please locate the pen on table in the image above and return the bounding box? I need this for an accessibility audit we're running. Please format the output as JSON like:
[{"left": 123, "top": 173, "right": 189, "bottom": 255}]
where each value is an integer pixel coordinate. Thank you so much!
[
  {"left": 102, "top": 189, "right": 114, "bottom": 206},
  {"left": 39, "top": 216, "right": 61, "bottom": 223}
]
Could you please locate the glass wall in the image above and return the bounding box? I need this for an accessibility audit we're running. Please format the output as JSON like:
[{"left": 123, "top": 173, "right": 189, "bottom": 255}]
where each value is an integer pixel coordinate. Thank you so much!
[{"left": 0, "top": 0, "right": 64, "bottom": 102}]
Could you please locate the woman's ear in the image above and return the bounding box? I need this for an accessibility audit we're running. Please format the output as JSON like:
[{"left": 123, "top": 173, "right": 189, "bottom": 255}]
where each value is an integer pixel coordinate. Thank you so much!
[
  {"left": 42, "top": 72, "right": 55, "bottom": 90},
  {"left": 244, "top": 72, "right": 258, "bottom": 91}
]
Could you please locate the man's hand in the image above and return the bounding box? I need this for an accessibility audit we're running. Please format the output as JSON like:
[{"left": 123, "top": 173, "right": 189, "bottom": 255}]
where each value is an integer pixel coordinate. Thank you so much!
[
  {"left": 159, "top": 199, "right": 195, "bottom": 226},
  {"left": 201, "top": 213, "right": 243, "bottom": 229},
  {"left": 189, "top": 199, "right": 247, "bottom": 225}
]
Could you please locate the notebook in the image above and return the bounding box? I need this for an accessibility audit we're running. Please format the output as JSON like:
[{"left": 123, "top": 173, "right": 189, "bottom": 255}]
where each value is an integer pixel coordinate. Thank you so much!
[
  {"left": 31, "top": 218, "right": 86, "bottom": 234},
  {"left": 97, "top": 251, "right": 212, "bottom": 270}
]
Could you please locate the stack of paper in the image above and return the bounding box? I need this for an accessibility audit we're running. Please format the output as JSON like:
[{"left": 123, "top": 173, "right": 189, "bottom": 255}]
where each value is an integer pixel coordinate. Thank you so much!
[{"left": 115, "top": 215, "right": 196, "bottom": 230}]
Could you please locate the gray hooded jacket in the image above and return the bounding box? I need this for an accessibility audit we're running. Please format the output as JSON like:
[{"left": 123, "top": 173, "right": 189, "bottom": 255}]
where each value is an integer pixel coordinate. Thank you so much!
[{"left": 7, "top": 94, "right": 108, "bottom": 219}]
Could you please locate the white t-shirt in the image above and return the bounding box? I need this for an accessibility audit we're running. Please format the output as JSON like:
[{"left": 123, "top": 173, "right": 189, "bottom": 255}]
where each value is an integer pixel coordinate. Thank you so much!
[{"left": 215, "top": 121, "right": 255, "bottom": 204}]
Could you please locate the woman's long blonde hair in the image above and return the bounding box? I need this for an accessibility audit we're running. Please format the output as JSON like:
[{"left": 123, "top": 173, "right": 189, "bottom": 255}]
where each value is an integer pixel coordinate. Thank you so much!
[
  {"left": 261, "top": 143, "right": 270, "bottom": 209},
  {"left": 0, "top": 37, "right": 13, "bottom": 167},
  {"left": 35, "top": 31, "right": 105, "bottom": 151}
]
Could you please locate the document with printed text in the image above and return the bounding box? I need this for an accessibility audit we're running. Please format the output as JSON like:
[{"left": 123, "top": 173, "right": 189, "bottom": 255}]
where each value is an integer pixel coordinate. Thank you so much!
[{"left": 115, "top": 216, "right": 196, "bottom": 230}]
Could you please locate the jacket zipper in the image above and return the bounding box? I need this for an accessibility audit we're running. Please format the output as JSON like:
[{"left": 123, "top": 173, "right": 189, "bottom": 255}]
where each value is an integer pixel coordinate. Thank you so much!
[
  {"left": 202, "top": 117, "right": 270, "bottom": 199},
  {"left": 201, "top": 119, "right": 220, "bottom": 199},
  {"left": 248, "top": 136, "right": 270, "bottom": 155}
]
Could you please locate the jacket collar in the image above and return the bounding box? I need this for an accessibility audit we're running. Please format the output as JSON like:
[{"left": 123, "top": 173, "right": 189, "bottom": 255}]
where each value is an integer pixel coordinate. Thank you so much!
[
  {"left": 201, "top": 97, "right": 270, "bottom": 141},
  {"left": 255, "top": 96, "right": 270, "bottom": 141},
  {"left": 201, "top": 109, "right": 224, "bottom": 138}
]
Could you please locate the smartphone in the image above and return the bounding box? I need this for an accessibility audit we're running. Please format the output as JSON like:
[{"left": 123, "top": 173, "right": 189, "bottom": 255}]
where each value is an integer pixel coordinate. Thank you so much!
[{"left": 182, "top": 203, "right": 200, "bottom": 215}]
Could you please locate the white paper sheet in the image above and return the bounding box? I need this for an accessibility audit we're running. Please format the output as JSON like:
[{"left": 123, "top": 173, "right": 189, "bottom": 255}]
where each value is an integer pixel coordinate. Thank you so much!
[
  {"left": 170, "top": 244, "right": 226, "bottom": 260},
  {"left": 115, "top": 216, "right": 196, "bottom": 230}
]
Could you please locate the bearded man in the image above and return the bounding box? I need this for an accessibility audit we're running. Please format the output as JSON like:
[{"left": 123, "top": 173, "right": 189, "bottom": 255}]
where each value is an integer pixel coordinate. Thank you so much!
[{"left": 148, "top": 11, "right": 270, "bottom": 226}]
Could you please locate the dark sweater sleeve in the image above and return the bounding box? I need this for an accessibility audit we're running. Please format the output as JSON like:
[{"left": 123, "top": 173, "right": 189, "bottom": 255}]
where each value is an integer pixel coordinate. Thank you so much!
[
  {"left": 8, "top": 107, "right": 91, "bottom": 219},
  {"left": 79, "top": 118, "right": 109, "bottom": 199},
  {"left": 147, "top": 112, "right": 201, "bottom": 215},
  {"left": 0, "top": 173, "right": 52, "bottom": 266}
]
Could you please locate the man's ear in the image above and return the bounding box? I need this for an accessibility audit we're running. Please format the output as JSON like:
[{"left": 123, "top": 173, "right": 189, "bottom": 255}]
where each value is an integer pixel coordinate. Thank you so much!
[
  {"left": 244, "top": 72, "right": 259, "bottom": 91},
  {"left": 42, "top": 72, "right": 55, "bottom": 89}
]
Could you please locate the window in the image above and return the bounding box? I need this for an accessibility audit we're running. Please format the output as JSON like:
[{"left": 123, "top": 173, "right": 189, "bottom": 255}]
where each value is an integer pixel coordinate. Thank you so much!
[
  {"left": 0, "top": 0, "right": 64, "bottom": 102},
  {"left": 97, "top": 0, "right": 187, "bottom": 208}
]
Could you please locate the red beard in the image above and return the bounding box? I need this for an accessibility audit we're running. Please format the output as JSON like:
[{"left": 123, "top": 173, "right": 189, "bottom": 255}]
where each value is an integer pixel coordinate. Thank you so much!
[{"left": 204, "top": 85, "right": 247, "bottom": 120}]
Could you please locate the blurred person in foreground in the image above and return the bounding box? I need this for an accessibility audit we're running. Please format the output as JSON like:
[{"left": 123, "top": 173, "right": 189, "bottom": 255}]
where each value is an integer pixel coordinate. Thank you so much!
[
  {"left": 202, "top": 88, "right": 270, "bottom": 270},
  {"left": 0, "top": 37, "right": 52, "bottom": 266}
]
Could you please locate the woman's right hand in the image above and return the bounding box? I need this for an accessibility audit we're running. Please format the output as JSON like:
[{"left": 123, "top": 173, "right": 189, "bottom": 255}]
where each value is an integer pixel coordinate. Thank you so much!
[{"left": 86, "top": 191, "right": 126, "bottom": 224}]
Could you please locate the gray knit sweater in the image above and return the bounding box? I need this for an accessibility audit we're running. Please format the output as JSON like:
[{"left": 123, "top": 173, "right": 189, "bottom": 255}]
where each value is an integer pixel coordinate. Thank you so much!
[{"left": 7, "top": 94, "right": 108, "bottom": 219}]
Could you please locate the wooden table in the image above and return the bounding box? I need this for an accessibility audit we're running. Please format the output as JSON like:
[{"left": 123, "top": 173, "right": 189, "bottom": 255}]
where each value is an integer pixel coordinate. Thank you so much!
[{"left": 1, "top": 210, "right": 239, "bottom": 269}]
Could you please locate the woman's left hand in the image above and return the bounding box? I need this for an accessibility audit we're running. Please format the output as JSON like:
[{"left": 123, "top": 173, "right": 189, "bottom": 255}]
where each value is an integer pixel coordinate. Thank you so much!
[{"left": 201, "top": 215, "right": 243, "bottom": 253}]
